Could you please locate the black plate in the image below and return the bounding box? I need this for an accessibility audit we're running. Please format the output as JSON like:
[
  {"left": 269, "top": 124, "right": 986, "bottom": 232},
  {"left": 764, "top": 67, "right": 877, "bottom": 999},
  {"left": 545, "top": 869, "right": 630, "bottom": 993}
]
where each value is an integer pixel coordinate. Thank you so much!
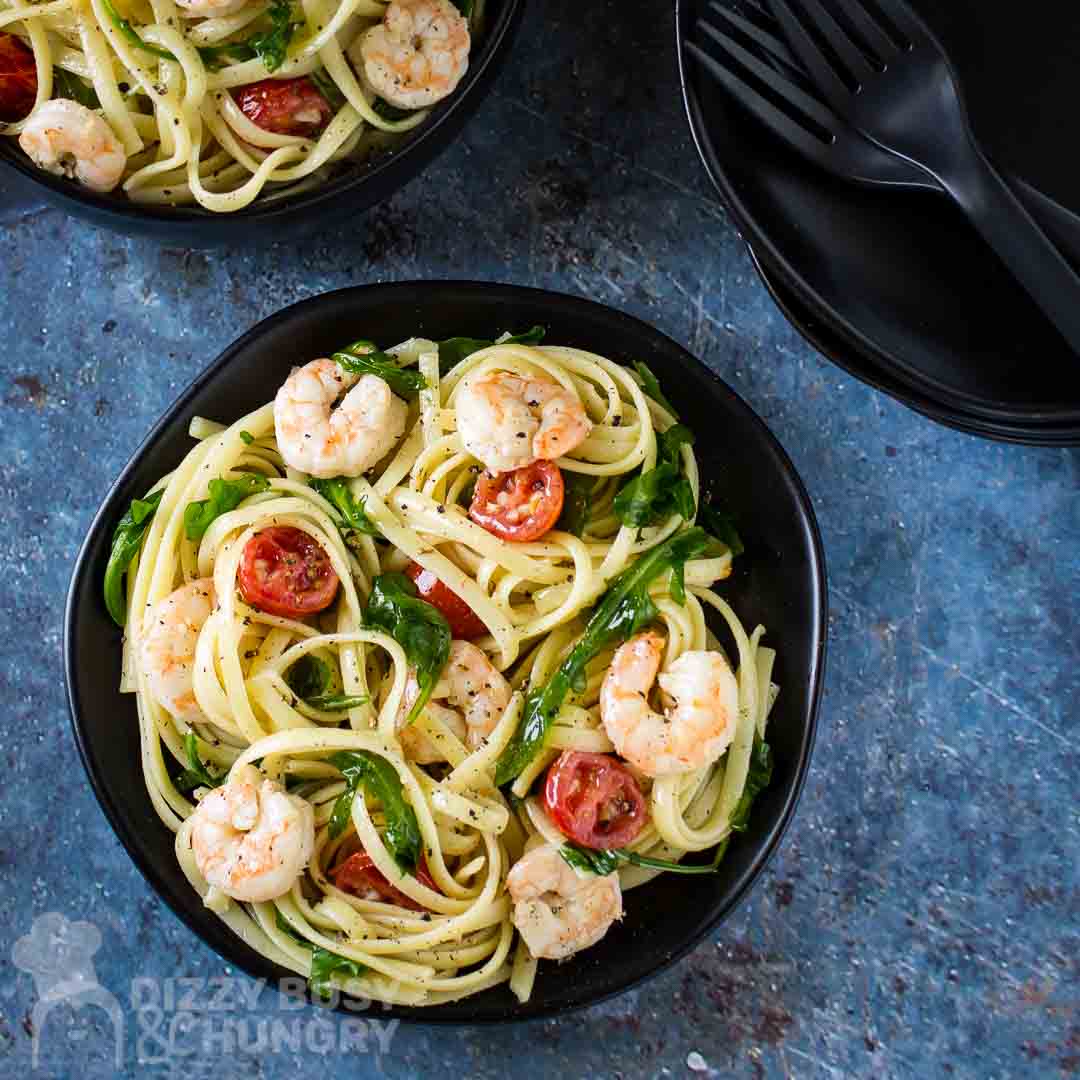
[
  {"left": 64, "top": 281, "right": 827, "bottom": 1022},
  {"left": 677, "top": 0, "right": 1080, "bottom": 426},
  {"left": 750, "top": 249, "right": 1080, "bottom": 446},
  {"left": 1, "top": 1, "right": 521, "bottom": 246}
]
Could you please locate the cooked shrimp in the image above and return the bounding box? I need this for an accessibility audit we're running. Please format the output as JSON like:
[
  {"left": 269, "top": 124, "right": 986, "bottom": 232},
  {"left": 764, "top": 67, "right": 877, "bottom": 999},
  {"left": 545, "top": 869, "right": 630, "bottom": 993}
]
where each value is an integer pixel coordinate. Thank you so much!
[
  {"left": 19, "top": 100, "right": 125, "bottom": 193},
  {"left": 456, "top": 370, "right": 593, "bottom": 473},
  {"left": 397, "top": 640, "right": 511, "bottom": 763},
  {"left": 140, "top": 579, "right": 216, "bottom": 724},
  {"left": 274, "top": 358, "right": 407, "bottom": 479},
  {"left": 190, "top": 764, "right": 315, "bottom": 902},
  {"left": 352, "top": 0, "right": 470, "bottom": 110},
  {"left": 600, "top": 631, "right": 739, "bottom": 777},
  {"left": 507, "top": 843, "right": 622, "bottom": 960}
]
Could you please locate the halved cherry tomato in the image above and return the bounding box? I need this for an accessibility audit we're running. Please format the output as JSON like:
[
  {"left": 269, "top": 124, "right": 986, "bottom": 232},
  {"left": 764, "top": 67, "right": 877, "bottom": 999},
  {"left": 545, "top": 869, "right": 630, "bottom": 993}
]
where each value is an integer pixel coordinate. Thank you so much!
[
  {"left": 232, "top": 77, "right": 332, "bottom": 137},
  {"left": 0, "top": 33, "right": 37, "bottom": 122},
  {"left": 237, "top": 525, "right": 339, "bottom": 617},
  {"left": 330, "top": 850, "right": 438, "bottom": 911},
  {"left": 543, "top": 750, "right": 647, "bottom": 850},
  {"left": 468, "top": 460, "right": 564, "bottom": 542},
  {"left": 405, "top": 561, "right": 486, "bottom": 639}
]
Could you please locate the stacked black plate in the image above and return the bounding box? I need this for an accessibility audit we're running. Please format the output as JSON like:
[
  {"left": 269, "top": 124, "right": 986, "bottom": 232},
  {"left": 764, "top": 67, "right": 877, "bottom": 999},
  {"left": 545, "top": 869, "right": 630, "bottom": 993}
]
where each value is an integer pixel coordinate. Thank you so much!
[{"left": 677, "top": 0, "right": 1080, "bottom": 445}]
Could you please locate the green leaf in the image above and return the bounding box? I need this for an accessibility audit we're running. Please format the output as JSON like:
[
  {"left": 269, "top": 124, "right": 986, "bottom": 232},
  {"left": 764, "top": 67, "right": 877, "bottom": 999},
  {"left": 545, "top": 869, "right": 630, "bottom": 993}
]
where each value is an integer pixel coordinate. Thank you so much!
[
  {"left": 699, "top": 501, "right": 745, "bottom": 558},
  {"left": 332, "top": 341, "right": 428, "bottom": 396},
  {"left": 364, "top": 573, "right": 450, "bottom": 727},
  {"left": 436, "top": 326, "right": 546, "bottom": 375},
  {"left": 309, "top": 66, "right": 346, "bottom": 112},
  {"left": 239, "top": 430, "right": 255, "bottom": 445},
  {"left": 248, "top": 0, "right": 299, "bottom": 73},
  {"left": 285, "top": 653, "right": 333, "bottom": 700},
  {"left": 310, "top": 477, "right": 382, "bottom": 542},
  {"left": 305, "top": 693, "right": 369, "bottom": 711},
  {"left": 560, "top": 842, "right": 730, "bottom": 877},
  {"left": 309, "top": 947, "right": 366, "bottom": 1000},
  {"left": 196, "top": 40, "right": 256, "bottom": 69},
  {"left": 183, "top": 474, "right": 270, "bottom": 542},
  {"left": 103, "top": 489, "right": 163, "bottom": 626},
  {"left": 371, "top": 97, "right": 414, "bottom": 122},
  {"left": 174, "top": 732, "right": 224, "bottom": 793},
  {"left": 102, "top": 0, "right": 177, "bottom": 60},
  {"left": 556, "top": 471, "right": 593, "bottom": 536},
  {"left": 613, "top": 423, "right": 696, "bottom": 528},
  {"left": 495, "top": 527, "right": 712, "bottom": 785},
  {"left": 275, "top": 910, "right": 311, "bottom": 947},
  {"left": 52, "top": 68, "right": 100, "bottom": 109},
  {"left": 730, "top": 736, "right": 772, "bottom": 833},
  {"left": 633, "top": 360, "right": 679, "bottom": 419},
  {"left": 327, "top": 750, "right": 422, "bottom": 871}
]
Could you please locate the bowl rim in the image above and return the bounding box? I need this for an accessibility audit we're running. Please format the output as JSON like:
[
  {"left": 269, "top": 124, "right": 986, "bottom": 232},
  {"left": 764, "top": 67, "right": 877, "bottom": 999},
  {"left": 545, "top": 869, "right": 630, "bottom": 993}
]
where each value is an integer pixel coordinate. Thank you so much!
[
  {"left": 1, "top": 0, "right": 521, "bottom": 227},
  {"left": 64, "top": 280, "right": 829, "bottom": 1023}
]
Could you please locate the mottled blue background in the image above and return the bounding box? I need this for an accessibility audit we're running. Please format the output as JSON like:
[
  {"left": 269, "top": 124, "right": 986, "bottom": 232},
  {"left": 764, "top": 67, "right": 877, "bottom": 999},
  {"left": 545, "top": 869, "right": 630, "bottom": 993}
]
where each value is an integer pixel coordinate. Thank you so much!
[{"left": 1, "top": 1, "right": 1077, "bottom": 1077}]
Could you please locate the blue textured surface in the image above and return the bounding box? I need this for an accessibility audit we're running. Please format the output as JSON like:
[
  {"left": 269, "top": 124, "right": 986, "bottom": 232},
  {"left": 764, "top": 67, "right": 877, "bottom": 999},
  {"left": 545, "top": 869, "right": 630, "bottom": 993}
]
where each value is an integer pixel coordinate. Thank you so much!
[{"left": 1, "top": 2, "right": 1078, "bottom": 1077}]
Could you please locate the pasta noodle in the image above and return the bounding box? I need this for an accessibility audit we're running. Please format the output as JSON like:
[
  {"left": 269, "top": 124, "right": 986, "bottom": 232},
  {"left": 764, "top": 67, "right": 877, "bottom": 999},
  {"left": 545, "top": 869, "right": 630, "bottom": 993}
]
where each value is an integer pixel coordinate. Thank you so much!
[
  {"left": 1, "top": 0, "right": 482, "bottom": 209},
  {"left": 110, "top": 332, "right": 780, "bottom": 1007}
]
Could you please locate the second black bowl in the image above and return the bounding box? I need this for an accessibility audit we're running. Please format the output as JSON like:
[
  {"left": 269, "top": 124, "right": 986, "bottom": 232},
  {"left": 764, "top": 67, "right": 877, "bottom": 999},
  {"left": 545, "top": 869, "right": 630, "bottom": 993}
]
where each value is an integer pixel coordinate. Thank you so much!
[
  {"left": 0, "top": 1, "right": 521, "bottom": 245},
  {"left": 65, "top": 281, "right": 827, "bottom": 1021}
]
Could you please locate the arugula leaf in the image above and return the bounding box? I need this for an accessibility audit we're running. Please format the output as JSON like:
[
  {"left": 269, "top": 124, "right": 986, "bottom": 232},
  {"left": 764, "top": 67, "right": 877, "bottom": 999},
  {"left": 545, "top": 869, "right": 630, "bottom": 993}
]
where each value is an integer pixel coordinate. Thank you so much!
[
  {"left": 174, "top": 732, "right": 225, "bottom": 793},
  {"left": 310, "top": 477, "right": 382, "bottom": 542},
  {"left": 494, "top": 527, "right": 712, "bottom": 785},
  {"left": 365, "top": 573, "right": 450, "bottom": 727},
  {"left": 332, "top": 341, "right": 428, "bottom": 396},
  {"left": 247, "top": 0, "right": 299, "bottom": 73},
  {"left": 613, "top": 423, "right": 696, "bottom": 528},
  {"left": 633, "top": 359, "right": 679, "bottom": 419},
  {"left": 275, "top": 910, "right": 311, "bottom": 946},
  {"left": 327, "top": 750, "right": 422, "bottom": 871},
  {"left": 53, "top": 68, "right": 100, "bottom": 109},
  {"left": 436, "top": 326, "right": 546, "bottom": 375},
  {"left": 560, "top": 842, "right": 730, "bottom": 877},
  {"left": 699, "top": 500, "right": 745, "bottom": 558},
  {"left": 730, "top": 736, "right": 773, "bottom": 832},
  {"left": 103, "top": 489, "right": 163, "bottom": 626},
  {"left": 309, "top": 67, "right": 346, "bottom": 112},
  {"left": 371, "top": 97, "right": 414, "bottom": 122},
  {"left": 184, "top": 474, "right": 270, "bottom": 542},
  {"left": 102, "top": 0, "right": 178, "bottom": 60},
  {"left": 557, "top": 471, "right": 593, "bottom": 536},
  {"left": 309, "top": 947, "right": 366, "bottom": 1000}
]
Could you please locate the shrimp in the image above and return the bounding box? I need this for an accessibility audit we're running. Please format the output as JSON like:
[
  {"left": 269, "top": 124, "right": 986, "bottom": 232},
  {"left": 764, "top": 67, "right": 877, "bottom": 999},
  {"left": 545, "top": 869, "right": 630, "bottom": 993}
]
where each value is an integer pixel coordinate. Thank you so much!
[
  {"left": 600, "top": 631, "right": 739, "bottom": 777},
  {"left": 507, "top": 843, "right": 622, "bottom": 960},
  {"left": 140, "top": 579, "right": 216, "bottom": 724},
  {"left": 18, "top": 100, "right": 125, "bottom": 193},
  {"left": 397, "top": 640, "right": 511, "bottom": 763},
  {"left": 190, "top": 764, "right": 315, "bottom": 902},
  {"left": 456, "top": 370, "right": 593, "bottom": 474},
  {"left": 274, "top": 358, "right": 407, "bottom": 479},
  {"left": 352, "top": 0, "right": 470, "bottom": 110}
]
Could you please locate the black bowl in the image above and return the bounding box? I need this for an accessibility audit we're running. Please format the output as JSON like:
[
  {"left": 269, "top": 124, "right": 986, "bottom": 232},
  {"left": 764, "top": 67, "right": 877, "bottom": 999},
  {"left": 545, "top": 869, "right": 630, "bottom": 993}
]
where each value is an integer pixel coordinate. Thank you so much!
[
  {"left": 64, "top": 281, "right": 827, "bottom": 1021},
  {"left": 676, "top": 0, "right": 1080, "bottom": 430},
  {"left": 2, "top": 1, "right": 521, "bottom": 246}
]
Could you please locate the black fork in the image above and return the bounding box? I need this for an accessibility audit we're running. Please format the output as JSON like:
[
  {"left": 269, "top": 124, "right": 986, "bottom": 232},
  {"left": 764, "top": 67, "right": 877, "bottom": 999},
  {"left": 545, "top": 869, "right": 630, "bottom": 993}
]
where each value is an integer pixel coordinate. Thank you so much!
[{"left": 763, "top": 0, "right": 1080, "bottom": 355}]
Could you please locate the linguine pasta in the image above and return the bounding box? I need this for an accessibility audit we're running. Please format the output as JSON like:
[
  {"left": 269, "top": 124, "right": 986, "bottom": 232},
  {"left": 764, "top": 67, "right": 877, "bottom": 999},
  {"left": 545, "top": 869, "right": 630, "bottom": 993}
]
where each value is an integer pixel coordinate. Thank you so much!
[{"left": 110, "top": 332, "right": 779, "bottom": 1007}]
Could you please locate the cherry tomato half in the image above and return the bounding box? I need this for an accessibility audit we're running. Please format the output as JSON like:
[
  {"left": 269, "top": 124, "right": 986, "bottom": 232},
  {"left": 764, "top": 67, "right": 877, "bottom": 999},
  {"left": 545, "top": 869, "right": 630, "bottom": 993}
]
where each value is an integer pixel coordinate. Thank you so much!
[
  {"left": 0, "top": 33, "right": 37, "bottom": 123},
  {"left": 543, "top": 750, "right": 647, "bottom": 850},
  {"left": 237, "top": 525, "right": 339, "bottom": 618},
  {"left": 232, "top": 77, "right": 332, "bottom": 137},
  {"left": 468, "top": 460, "right": 564, "bottom": 542},
  {"left": 330, "top": 850, "right": 438, "bottom": 911},
  {"left": 405, "top": 561, "right": 487, "bottom": 639}
]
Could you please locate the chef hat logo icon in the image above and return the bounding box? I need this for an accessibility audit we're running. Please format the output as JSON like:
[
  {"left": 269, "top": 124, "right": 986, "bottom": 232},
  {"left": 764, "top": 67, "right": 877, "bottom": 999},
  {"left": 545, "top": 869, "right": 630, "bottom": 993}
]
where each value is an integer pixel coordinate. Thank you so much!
[{"left": 12, "top": 912, "right": 124, "bottom": 1068}]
